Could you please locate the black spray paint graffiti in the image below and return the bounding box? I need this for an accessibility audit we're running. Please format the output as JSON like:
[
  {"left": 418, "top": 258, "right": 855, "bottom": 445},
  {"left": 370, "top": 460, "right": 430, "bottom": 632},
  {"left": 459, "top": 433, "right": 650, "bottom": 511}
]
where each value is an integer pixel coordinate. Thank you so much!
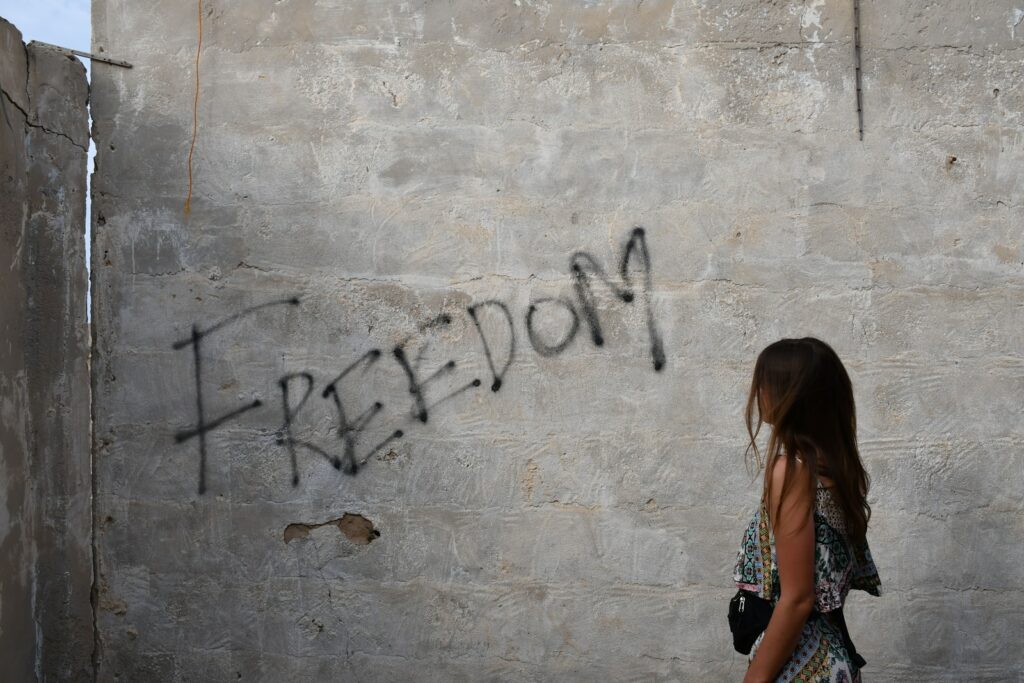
[
  {"left": 392, "top": 312, "right": 483, "bottom": 423},
  {"left": 173, "top": 297, "right": 299, "bottom": 495},
  {"left": 173, "top": 227, "right": 665, "bottom": 494},
  {"left": 571, "top": 227, "right": 666, "bottom": 371},
  {"left": 467, "top": 300, "right": 515, "bottom": 391}
]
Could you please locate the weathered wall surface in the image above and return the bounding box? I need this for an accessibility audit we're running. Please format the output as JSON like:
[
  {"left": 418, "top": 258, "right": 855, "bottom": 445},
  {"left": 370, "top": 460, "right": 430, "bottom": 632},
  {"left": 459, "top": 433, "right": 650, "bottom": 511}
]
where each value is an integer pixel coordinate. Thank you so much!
[
  {"left": 0, "top": 17, "right": 92, "bottom": 682},
  {"left": 90, "top": 1, "right": 1023, "bottom": 681}
]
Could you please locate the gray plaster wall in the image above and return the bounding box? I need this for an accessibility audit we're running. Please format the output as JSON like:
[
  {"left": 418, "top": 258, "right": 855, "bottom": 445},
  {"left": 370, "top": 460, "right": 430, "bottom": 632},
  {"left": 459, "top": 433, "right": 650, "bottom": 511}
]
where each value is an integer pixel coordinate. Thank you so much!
[
  {"left": 0, "top": 17, "right": 92, "bottom": 682},
  {"left": 90, "top": 2, "right": 1023, "bottom": 681}
]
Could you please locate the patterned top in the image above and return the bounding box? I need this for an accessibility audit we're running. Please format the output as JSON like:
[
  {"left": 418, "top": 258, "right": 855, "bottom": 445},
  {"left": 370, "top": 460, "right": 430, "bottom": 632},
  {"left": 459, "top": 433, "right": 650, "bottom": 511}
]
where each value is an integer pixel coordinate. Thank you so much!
[{"left": 732, "top": 478, "right": 882, "bottom": 681}]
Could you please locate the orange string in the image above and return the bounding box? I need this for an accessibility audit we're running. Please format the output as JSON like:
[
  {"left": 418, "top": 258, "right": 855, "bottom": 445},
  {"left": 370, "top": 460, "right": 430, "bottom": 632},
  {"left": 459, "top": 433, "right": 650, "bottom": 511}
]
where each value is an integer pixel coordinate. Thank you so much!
[{"left": 184, "top": 0, "right": 202, "bottom": 215}]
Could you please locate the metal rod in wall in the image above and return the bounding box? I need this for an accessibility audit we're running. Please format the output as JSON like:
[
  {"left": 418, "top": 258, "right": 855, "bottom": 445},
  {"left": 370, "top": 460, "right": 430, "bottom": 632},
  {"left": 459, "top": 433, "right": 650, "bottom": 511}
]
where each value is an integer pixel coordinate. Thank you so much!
[
  {"left": 31, "top": 40, "right": 133, "bottom": 69},
  {"left": 853, "top": 0, "right": 864, "bottom": 140}
]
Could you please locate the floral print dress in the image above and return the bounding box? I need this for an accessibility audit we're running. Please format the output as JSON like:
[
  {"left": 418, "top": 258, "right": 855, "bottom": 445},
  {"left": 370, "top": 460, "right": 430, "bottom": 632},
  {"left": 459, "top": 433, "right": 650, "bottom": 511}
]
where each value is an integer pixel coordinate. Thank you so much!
[{"left": 732, "top": 479, "right": 882, "bottom": 682}]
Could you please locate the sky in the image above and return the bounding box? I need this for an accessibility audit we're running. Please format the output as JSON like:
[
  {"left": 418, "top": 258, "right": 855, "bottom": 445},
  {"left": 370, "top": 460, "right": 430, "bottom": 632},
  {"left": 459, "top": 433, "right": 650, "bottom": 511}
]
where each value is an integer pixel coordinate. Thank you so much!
[
  {"left": 2, "top": 0, "right": 94, "bottom": 317},
  {"left": 2, "top": 1, "right": 91, "bottom": 54}
]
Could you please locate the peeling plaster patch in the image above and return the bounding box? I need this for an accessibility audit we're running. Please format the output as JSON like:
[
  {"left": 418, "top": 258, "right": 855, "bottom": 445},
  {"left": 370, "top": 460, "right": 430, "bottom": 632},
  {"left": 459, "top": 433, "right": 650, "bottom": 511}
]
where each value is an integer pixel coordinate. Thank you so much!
[
  {"left": 1011, "top": 9, "right": 1024, "bottom": 39},
  {"left": 99, "top": 596, "right": 128, "bottom": 616},
  {"left": 799, "top": 0, "right": 827, "bottom": 63},
  {"left": 283, "top": 513, "right": 381, "bottom": 545},
  {"left": 800, "top": 0, "right": 826, "bottom": 39},
  {"left": 713, "top": 6, "right": 741, "bottom": 33},
  {"left": 992, "top": 243, "right": 1019, "bottom": 264},
  {"left": 299, "top": 614, "right": 326, "bottom": 640},
  {"left": 0, "top": 456, "right": 9, "bottom": 547},
  {"left": 522, "top": 458, "right": 540, "bottom": 499},
  {"left": 0, "top": 368, "right": 29, "bottom": 554}
]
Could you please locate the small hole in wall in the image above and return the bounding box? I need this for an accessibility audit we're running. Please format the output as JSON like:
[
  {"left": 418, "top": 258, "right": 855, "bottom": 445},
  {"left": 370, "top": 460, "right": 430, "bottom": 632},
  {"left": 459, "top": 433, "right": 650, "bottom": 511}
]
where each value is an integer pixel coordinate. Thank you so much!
[
  {"left": 993, "top": 88, "right": 1000, "bottom": 97},
  {"left": 946, "top": 155, "right": 958, "bottom": 170},
  {"left": 283, "top": 513, "right": 381, "bottom": 545}
]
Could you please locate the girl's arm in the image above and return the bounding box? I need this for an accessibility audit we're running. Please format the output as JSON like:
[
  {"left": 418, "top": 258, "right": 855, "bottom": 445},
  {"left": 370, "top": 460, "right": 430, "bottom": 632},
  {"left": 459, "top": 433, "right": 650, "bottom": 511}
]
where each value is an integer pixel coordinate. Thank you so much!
[{"left": 742, "top": 456, "right": 816, "bottom": 683}]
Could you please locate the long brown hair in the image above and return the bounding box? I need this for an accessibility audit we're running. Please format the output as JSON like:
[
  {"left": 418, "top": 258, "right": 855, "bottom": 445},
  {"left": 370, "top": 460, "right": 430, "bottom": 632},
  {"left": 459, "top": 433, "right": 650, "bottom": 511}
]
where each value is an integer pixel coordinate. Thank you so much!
[{"left": 742, "top": 337, "right": 872, "bottom": 544}]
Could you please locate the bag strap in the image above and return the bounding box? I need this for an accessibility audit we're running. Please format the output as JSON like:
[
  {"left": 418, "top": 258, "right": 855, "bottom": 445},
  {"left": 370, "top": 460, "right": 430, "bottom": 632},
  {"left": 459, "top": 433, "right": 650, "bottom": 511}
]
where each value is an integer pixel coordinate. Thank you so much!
[{"left": 757, "top": 496, "right": 775, "bottom": 601}]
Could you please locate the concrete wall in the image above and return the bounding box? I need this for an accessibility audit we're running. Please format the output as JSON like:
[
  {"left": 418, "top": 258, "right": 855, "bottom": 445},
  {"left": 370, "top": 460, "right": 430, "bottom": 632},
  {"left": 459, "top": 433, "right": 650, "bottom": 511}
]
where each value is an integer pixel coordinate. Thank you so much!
[
  {"left": 0, "top": 18, "right": 92, "bottom": 682},
  {"left": 90, "top": 1, "right": 1023, "bottom": 681}
]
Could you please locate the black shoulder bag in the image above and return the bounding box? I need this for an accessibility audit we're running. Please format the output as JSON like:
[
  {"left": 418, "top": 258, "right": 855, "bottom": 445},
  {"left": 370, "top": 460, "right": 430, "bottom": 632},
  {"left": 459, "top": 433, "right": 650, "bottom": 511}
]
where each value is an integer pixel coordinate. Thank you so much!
[
  {"left": 727, "top": 588, "right": 773, "bottom": 655},
  {"left": 728, "top": 590, "right": 867, "bottom": 671}
]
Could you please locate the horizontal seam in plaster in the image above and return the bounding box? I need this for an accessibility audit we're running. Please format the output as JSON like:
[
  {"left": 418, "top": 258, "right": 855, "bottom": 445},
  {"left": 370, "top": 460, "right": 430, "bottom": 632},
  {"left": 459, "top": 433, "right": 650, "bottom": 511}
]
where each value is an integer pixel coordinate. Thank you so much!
[{"left": 177, "top": 37, "right": 1024, "bottom": 57}]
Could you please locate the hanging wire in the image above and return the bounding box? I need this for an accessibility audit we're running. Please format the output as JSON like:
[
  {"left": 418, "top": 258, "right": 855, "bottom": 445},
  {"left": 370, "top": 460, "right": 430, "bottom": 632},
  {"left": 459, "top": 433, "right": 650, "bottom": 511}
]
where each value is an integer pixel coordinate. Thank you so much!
[{"left": 184, "top": 0, "right": 203, "bottom": 214}]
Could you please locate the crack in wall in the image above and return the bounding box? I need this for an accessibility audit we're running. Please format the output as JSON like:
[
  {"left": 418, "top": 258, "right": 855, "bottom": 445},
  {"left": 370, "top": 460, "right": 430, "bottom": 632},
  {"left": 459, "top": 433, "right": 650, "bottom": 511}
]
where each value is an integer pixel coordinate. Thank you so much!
[{"left": 0, "top": 87, "right": 87, "bottom": 153}]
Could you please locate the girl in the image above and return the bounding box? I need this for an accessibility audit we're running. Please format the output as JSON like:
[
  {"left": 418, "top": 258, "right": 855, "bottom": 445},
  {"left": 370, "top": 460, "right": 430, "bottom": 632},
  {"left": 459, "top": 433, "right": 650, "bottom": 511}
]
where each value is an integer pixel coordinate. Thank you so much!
[{"left": 733, "top": 338, "right": 882, "bottom": 682}]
